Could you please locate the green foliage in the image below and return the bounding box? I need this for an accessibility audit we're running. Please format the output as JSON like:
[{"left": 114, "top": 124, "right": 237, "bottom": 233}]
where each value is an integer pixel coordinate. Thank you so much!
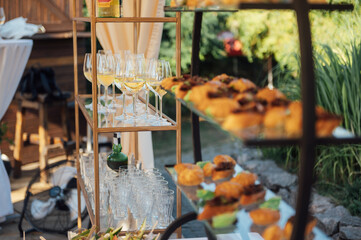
[
  {"left": 160, "top": 12, "right": 230, "bottom": 74},
  {"left": 0, "top": 122, "right": 11, "bottom": 145}
]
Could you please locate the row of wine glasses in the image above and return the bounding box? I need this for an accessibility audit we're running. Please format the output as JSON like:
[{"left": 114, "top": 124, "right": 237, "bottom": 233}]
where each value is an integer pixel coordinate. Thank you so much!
[
  {"left": 80, "top": 153, "right": 174, "bottom": 230},
  {"left": 83, "top": 50, "right": 172, "bottom": 126}
]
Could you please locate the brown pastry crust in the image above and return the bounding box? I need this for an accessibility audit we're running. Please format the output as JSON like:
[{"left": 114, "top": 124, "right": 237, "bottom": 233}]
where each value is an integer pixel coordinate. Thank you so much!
[
  {"left": 189, "top": 85, "right": 219, "bottom": 110},
  {"left": 197, "top": 202, "right": 238, "bottom": 220},
  {"left": 249, "top": 208, "right": 281, "bottom": 226},
  {"left": 174, "top": 163, "right": 196, "bottom": 174},
  {"left": 284, "top": 215, "right": 317, "bottom": 239},
  {"left": 211, "top": 74, "right": 235, "bottom": 84},
  {"left": 222, "top": 112, "right": 264, "bottom": 131},
  {"left": 174, "top": 84, "right": 189, "bottom": 99},
  {"left": 161, "top": 76, "right": 188, "bottom": 90},
  {"left": 230, "top": 172, "right": 258, "bottom": 187},
  {"left": 213, "top": 155, "right": 237, "bottom": 169},
  {"left": 215, "top": 181, "right": 243, "bottom": 200},
  {"left": 262, "top": 225, "right": 285, "bottom": 240},
  {"left": 229, "top": 78, "right": 257, "bottom": 93},
  {"left": 212, "top": 169, "right": 235, "bottom": 181},
  {"left": 178, "top": 166, "right": 204, "bottom": 186},
  {"left": 239, "top": 184, "right": 266, "bottom": 205},
  {"left": 205, "top": 98, "right": 240, "bottom": 120},
  {"left": 264, "top": 106, "right": 288, "bottom": 129},
  {"left": 256, "top": 88, "right": 287, "bottom": 106},
  {"left": 203, "top": 162, "right": 215, "bottom": 177}
]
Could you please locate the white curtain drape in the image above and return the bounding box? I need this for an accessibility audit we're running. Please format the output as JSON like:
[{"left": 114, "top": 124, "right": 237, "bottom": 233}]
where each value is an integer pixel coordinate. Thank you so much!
[{"left": 85, "top": 0, "right": 165, "bottom": 168}]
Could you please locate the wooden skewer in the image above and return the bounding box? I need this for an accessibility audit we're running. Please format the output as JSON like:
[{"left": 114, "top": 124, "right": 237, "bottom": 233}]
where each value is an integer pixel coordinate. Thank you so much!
[
  {"left": 87, "top": 225, "right": 97, "bottom": 240},
  {"left": 39, "top": 236, "right": 46, "bottom": 240},
  {"left": 23, "top": 231, "right": 25, "bottom": 240}
]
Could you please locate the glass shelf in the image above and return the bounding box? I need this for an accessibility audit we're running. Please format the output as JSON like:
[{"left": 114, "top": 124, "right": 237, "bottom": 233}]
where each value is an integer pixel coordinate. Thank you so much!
[
  {"left": 168, "top": 92, "right": 360, "bottom": 146},
  {"left": 165, "top": 164, "right": 330, "bottom": 240},
  {"left": 76, "top": 94, "right": 177, "bottom": 133}
]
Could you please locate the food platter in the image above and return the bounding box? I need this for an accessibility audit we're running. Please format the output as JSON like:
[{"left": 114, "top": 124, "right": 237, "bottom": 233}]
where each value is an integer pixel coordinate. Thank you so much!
[{"left": 165, "top": 164, "right": 330, "bottom": 240}]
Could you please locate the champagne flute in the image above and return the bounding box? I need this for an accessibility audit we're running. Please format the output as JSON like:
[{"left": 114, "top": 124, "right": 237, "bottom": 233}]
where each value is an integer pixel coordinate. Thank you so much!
[
  {"left": 0, "top": 7, "right": 5, "bottom": 40},
  {"left": 144, "top": 58, "right": 160, "bottom": 123}
]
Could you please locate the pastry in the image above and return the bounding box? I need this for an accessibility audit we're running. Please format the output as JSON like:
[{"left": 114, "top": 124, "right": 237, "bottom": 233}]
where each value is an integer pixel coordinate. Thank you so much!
[
  {"left": 249, "top": 208, "right": 281, "bottom": 226},
  {"left": 230, "top": 171, "right": 258, "bottom": 187},
  {"left": 197, "top": 197, "right": 238, "bottom": 220},
  {"left": 256, "top": 88, "right": 287, "bottom": 106},
  {"left": 212, "top": 169, "right": 235, "bottom": 181},
  {"left": 222, "top": 111, "right": 263, "bottom": 131},
  {"left": 205, "top": 98, "right": 240, "bottom": 120},
  {"left": 178, "top": 165, "right": 204, "bottom": 186},
  {"left": 264, "top": 106, "right": 288, "bottom": 137},
  {"left": 283, "top": 215, "right": 317, "bottom": 239},
  {"left": 174, "top": 163, "right": 196, "bottom": 174},
  {"left": 188, "top": 84, "right": 219, "bottom": 110},
  {"left": 262, "top": 225, "right": 285, "bottom": 240},
  {"left": 203, "top": 162, "right": 215, "bottom": 177},
  {"left": 239, "top": 184, "right": 266, "bottom": 205},
  {"left": 213, "top": 155, "right": 237, "bottom": 169},
  {"left": 215, "top": 181, "right": 243, "bottom": 200},
  {"left": 212, "top": 74, "right": 235, "bottom": 84},
  {"left": 229, "top": 78, "right": 257, "bottom": 94},
  {"left": 161, "top": 75, "right": 188, "bottom": 90}
]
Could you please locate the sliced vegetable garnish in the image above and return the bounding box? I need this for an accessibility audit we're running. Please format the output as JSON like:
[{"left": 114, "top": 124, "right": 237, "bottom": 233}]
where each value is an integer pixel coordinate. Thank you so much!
[
  {"left": 196, "top": 161, "right": 210, "bottom": 169},
  {"left": 196, "top": 189, "right": 215, "bottom": 201},
  {"left": 260, "top": 196, "right": 281, "bottom": 210},
  {"left": 212, "top": 211, "right": 237, "bottom": 228}
]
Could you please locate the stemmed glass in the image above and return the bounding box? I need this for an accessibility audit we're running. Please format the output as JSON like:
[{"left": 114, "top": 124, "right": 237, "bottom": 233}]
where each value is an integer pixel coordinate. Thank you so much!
[
  {"left": 123, "top": 54, "right": 145, "bottom": 124},
  {"left": 0, "top": 7, "right": 5, "bottom": 40},
  {"left": 114, "top": 52, "right": 127, "bottom": 121},
  {"left": 155, "top": 60, "right": 172, "bottom": 125},
  {"left": 97, "top": 52, "right": 115, "bottom": 114},
  {"left": 83, "top": 53, "right": 106, "bottom": 114}
]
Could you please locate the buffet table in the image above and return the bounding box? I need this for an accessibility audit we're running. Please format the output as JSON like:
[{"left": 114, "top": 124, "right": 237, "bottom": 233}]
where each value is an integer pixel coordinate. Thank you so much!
[{"left": 0, "top": 39, "right": 33, "bottom": 219}]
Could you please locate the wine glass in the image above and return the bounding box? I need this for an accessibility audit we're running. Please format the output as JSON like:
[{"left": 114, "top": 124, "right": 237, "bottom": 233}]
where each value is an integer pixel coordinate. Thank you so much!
[
  {"left": 144, "top": 58, "right": 160, "bottom": 123},
  {"left": 155, "top": 60, "right": 172, "bottom": 125},
  {"left": 123, "top": 55, "right": 145, "bottom": 124},
  {"left": 114, "top": 52, "right": 127, "bottom": 121},
  {"left": 0, "top": 7, "right": 5, "bottom": 40},
  {"left": 97, "top": 52, "right": 115, "bottom": 115},
  {"left": 83, "top": 53, "right": 106, "bottom": 114}
]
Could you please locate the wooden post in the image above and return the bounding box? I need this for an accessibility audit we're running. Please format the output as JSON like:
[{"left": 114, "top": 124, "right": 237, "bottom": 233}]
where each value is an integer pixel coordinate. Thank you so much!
[
  {"left": 72, "top": 0, "right": 82, "bottom": 230},
  {"left": 39, "top": 102, "right": 48, "bottom": 183},
  {"left": 13, "top": 100, "right": 25, "bottom": 178},
  {"left": 175, "top": 11, "right": 182, "bottom": 239}
]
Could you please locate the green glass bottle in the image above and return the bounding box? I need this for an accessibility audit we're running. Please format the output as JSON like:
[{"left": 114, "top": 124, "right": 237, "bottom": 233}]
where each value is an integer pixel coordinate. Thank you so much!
[{"left": 107, "top": 133, "right": 128, "bottom": 171}]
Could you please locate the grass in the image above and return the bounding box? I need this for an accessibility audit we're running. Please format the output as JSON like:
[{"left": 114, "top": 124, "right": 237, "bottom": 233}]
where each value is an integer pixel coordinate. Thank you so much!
[{"left": 262, "top": 41, "right": 361, "bottom": 216}]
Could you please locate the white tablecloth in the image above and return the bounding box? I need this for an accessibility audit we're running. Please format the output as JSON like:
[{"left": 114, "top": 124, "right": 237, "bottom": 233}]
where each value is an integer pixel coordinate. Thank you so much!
[
  {"left": 0, "top": 39, "right": 33, "bottom": 120},
  {"left": 0, "top": 39, "right": 33, "bottom": 219}
]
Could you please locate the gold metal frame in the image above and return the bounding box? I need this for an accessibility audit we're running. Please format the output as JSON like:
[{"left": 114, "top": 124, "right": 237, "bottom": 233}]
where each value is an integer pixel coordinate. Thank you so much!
[{"left": 72, "top": 0, "right": 182, "bottom": 237}]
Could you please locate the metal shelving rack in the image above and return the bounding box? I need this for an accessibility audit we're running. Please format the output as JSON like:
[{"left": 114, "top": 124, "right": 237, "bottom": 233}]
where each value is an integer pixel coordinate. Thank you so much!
[
  {"left": 160, "top": 1, "right": 357, "bottom": 240},
  {"left": 71, "top": 0, "right": 182, "bottom": 236}
]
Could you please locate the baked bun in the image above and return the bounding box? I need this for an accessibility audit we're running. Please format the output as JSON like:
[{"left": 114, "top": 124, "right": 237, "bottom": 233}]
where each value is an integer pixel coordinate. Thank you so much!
[
  {"left": 189, "top": 85, "right": 218, "bottom": 110},
  {"left": 203, "top": 162, "right": 215, "bottom": 177},
  {"left": 230, "top": 172, "right": 258, "bottom": 187},
  {"left": 256, "top": 88, "right": 287, "bottom": 106},
  {"left": 213, "top": 155, "right": 236, "bottom": 168},
  {"left": 285, "top": 101, "right": 303, "bottom": 137},
  {"left": 284, "top": 215, "right": 317, "bottom": 239},
  {"left": 161, "top": 76, "right": 188, "bottom": 90},
  {"left": 239, "top": 184, "right": 266, "bottom": 205},
  {"left": 249, "top": 208, "right": 281, "bottom": 226},
  {"left": 264, "top": 106, "right": 288, "bottom": 129},
  {"left": 212, "top": 169, "right": 235, "bottom": 181},
  {"left": 215, "top": 181, "right": 243, "bottom": 200},
  {"left": 205, "top": 98, "right": 240, "bottom": 120},
  {"left": 197, "top": 199, "right": 238, "bottom": 220},
  {"left": 222, "top": 111, "right": 263, "bottom": 131},
  {"left": 178, "top": 166, "right": 204, "bottom": 186},
  {"left": 262, "top": 225, "right": 285, "bottom": 240},
  {"left": 174, "top": 84, "right": 190, "bottom": 99},
  {"left": 212, "top": 74, "right": 235, "bottom": 84},
  {"left": 174, "top": 163, "right": 195, "bottom": 174},
  {"left": 229, "top": 78, "right": 257, "bottom": 93}
]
